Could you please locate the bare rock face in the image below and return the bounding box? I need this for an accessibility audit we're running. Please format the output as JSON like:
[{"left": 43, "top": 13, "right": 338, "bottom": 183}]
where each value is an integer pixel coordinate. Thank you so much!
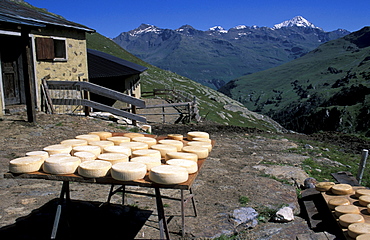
[
  {"left": 230, "top": 207, "right": 258, "bottom": 228},
  {"left": 274, "top": 206, "right": 294, "bottom": 223}
]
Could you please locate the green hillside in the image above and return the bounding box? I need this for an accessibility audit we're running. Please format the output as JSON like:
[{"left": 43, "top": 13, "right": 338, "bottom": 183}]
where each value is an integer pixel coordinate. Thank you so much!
[{"left": 219, "top": 27, "right": 370, "bottom": 135}]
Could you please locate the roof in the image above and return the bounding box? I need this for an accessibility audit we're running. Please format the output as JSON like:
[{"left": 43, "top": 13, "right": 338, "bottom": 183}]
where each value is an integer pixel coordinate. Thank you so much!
[
  {"left": 87, "top": 49, "right": 148, "bottom": 79},
  {"left": 0, "top": 0, "right": 94, "bottom": 32}
]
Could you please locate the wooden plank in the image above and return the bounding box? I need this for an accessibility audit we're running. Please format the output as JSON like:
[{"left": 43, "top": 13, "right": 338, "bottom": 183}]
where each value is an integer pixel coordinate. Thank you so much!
[
  {"left": 331, "top": 171, "right": 361, "bottom": 186},
  {"left": 301, "top": 188, "right": 323, "bottom": 230}
]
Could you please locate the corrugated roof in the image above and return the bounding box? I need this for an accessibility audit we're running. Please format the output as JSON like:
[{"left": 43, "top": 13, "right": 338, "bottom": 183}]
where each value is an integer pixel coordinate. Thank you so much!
[
  {"left": 0, "top": 0, "right": 94, "bottom": 32},
  {"left": 87, "top": 49, "right": 147, "bottom": 79}
]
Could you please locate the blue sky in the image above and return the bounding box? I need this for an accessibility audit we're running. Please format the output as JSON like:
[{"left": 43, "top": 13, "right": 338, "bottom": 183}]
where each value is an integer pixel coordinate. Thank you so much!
[{"left": 26, "top": 0, "right": 369, "bottom": 38}]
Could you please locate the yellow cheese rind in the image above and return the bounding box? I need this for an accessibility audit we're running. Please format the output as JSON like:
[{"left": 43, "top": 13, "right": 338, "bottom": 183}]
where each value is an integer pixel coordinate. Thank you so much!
[
  {"left": 186, "top": 141, "right": 212, "bottom": 152},
  {"left": 89, "top": 140, "right": 114, "bottom": 151},
  {"left": 339, "top": 213, "right": 365, "bottom": 228},
  {"left": 328, "top": 197, "right": 350, "bottom": 210},
  {"left": 331, "top": 184, "right": 353, "bottom": 195},
  {"left": 151, "top": 144, "right": 178, "bottom": 158},
  {"left": 356, "top": 233, "right": 370, "bottom": 240},
  {"left": 111, "top": 162, "right": 147, "bottom": 181},
  {"left": 132, "top": 136, "right": 157, "bottom": 148},
  {"left": 359, "top": 195, "right": 370, "bottom": 207},
  {"left": 88, "top": 131, "right": 112, "bottom": 140},
  {"left": 355, "top": 188, "right": 370, "bottom": 198},
  {"left": 132, "top": 149, "right": 161, "bottom": 160},
  {"left": 130, "top": 156, "right": 161, "bottom": 170},
  {"left": 122, "top": 132, "right": 145, "bottom": 139},
  {"left": 348, "top": 223, "right": 370, "bottom": 238},
  {"left": 335, "top": 205, "right": 360, "bottom": 217},
  {"left": 78, "top": 160, "right": 112, "bottom": 178},
  {"left": 315, "top": 182, "right": 335, "bottom": 192},
  {"left": 149, "top": 165, "right": 188, "bottom": 184},
  {"left": 103, "top": 145, "right": 131, "bottom": 156},
  {"left": 75, "top": 134, "right": 100, "bottom": 143},
  {"left": 167, "top": 134, "right": 183, "bottom": 140},
  {"left": 43, "top": 156, "right": 81, "bottom": 175},
  {"left": 119, "top": 142, "right": 148, "bottom": 153},
  {"left": 43, "top": 144, "right": 72, "bottom": 155},
  {"left": 187, "top": 131, "right": 209, "bottom": 140},
  {"left": 73, "top": 151, "right": 97, "bottom": 162},
  {"left": 97, "top": 153, "right": 129, "bottom": 165},
  {"left": 60, "top": 139, "right": 88, "bottom": 147},
  {"left": 73, "top": 145, "right": 101, "bottom": 156},
  {"left": 9, "top": 156, "right": 44, "bottom": 173},
  {"left": 106, "top": 136, "right": 131, "bottom": 145},
  {"left": 166, "top": 159, "right": 198, "bottom": 174},
  {"left": 192, "top": 137, "right": 212, "bottom": 143},
  {"left": 25, "top": 151, "right": 49, "bottom": 160},
  {"left": 182, "top": 146, "right": 209, "bottom": 159},
  {"left": 158, "top": 139, "right": 184, "bottom": 151},
  {"left": 165, "top": 152, "right": 198, "bottom": 162}
]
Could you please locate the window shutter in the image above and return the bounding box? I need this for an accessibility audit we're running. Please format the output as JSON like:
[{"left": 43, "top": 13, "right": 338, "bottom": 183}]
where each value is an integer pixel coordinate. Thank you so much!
[{"left": 36, "top": 37, "right": 54, "bottom": 60}]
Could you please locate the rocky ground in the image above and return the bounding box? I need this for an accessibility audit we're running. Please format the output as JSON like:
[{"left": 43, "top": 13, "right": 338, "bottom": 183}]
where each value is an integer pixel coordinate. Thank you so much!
[{"left": 0, "top": 110, "right": 366, "bottom": 239}]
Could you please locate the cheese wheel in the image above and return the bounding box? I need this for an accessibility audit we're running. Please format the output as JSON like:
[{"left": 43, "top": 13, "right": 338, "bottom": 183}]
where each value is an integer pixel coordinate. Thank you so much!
[
  {"left": 78, "top": 160, "right": 112, "bottom": 178},
  {"left": 132, "top": 136, "right": 157, "bottom": 148},
  {"left": 97, "top": 153, "right": 129, "bottom": 165},
  {"left": 111, "top": 162, "right": 147, "bottom": 181},
  {"left": 43, "top": 144, "right": 72, "bottom": 155},
  {"left": 158, "top": 139, "right": 184, "bottom": 151},
  {"left": 73, "top": 145, "right": 101, "bottom": 156},
  {"left": 75, "top": 134, "right": 100, "bottom": 143},
  {"left": 89, "top": 140, "right": 114, "bottom": 151},
  {"left": 186, "top": 141, "right": 212, "bottom": 152},
  {"left": 367, "top": 204, "right": 370, "bottom": 214},
  {"left": 315, "top": 182, "right": 335, "bottom": 192},
  {"left": 151, "top": 144, "right": 178, "bottom": 158},
  {"left": 25, "top": 151, "right": 49, "bottom": 160},
  {"left": 339, "top": 214, "right": 365, "bottom": 228},
  {"left": 43, "top": 156, "right": 81, "bottom": 175},
  {"left": 119, "top": 142, "right": 148, "bottom": 153},
  {"left": 9, "top": 156, "right": 44, "bottom": 173},
  {"left": 165, "top": 152, "right": 198, "bottom": 162},
  {"left": 50, "top": 153, "right": 71, "bottom": 157},
  {"left": 187, "top": 131, "right": 209, "bottom": 140},
  {"left": 106, "top": 136, "right": 131, "bottom": 145},
  {"left": 149, "top": 165, "right": 188, "bottom": 184},
  {"left": 166, "top": 159, "right": 198, "bottom": 174},
  {"left": 355, "top": 188, "right": 370, "bottom": 198},
  {"left": 348, "top": 223, "right": 370, "bottom": 238},
  {"left": 328, "top": 197, "right": 350, "bottom": 210},
  {"left": 356, "top": 233, "right": 370, "bottom": 240},
  {"left": 73, "top": 151, "right": 97, "bottom": 162},
  {"left": 335, "top": 205, "right": 360, "bottom": 217},
  {"left": 331, "top": 184, "right": 353, "bottom": 195},
  {"left": 130, "top": 156, "right": 161, "bottom": 170},
  {"left": 182, "top": 146, "right": 209, "bottom": 159},
  {"left": 103, "top": 145, "right": 131, "bottom": 156},
  {"left": 167, "top": 134, "right": 183, "bottom": 140},
  {"left": 89, "top": 131, "right": 112, "bottom": 140},
  {"left": 122, "top": 132, "right": 145, "bottom": 139},
  {"left": 359, "top": 195, "right": 370, "bottom": 207},
  {"left": 60, "top": 139, "right": 88, "bottom": 147},
  {"left": 192, "top": 137, "right": 212, "bottom": 143},
  {"left": 132, "top": 149, "right": 161, "bottom": 160}
]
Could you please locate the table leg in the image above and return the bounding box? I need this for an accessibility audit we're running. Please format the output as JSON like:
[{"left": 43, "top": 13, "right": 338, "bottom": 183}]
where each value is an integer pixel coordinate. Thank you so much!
[
  {"left": 155, "top": 187, "right": 170, "bottom": 240},
  {"left": 181, "top": 190, "right": 185, "bottom": 237},
  {"left": 51, "top": 181, "right": 70, "bottom": 239}
]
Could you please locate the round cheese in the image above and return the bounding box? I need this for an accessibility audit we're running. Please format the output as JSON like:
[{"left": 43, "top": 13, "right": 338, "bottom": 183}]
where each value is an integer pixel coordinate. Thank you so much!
[
  {"left": 149, "top": 165, "right": 188, "bottom": 184},
  {"left": 335, "top": 205, "right": 360, "bottom": 217},
  {"left": 43, "top": 144, "right": 72, "bottom": 155},
  {"left": 315, "top": 182, "right": 335, "bottom": 192},
  {"left": 187, "top": 131, "right": 209, "bottom": 140},
  {"left": 106, "top": 136, "right": 131, "bottom": 145},
  {"left": 122, "top": 132, "right": 145, "bottom": 139},
  {"left": 182, "top": 146, "right": 209, "bottom": 159},
  {"left": 167, "top": 134, "right": 183, "bottom": 140},
  {"left": 132, "top": 149, "right": 161, "bottom": 160},
  {"left": 151, "top": 144, "right": 178, "bottom": 158},
  {"left": 88, "top": 131, "right": 112, "bottom": 140},
  {"left": 103, "top": 145, "right": 131, "bottom": 156},
  {"left": 327, "top": 197, "right": 350, "bottom": 210},
  {"left": 89, "top": 140, "right": 114, "bottom": 151},
  {"left": 339, "top": 214, "right": 365, "bottom": 228},
  {"left": 348, "top": 223, "right": 370, "bottom": 238},
  {"left": 73, "top": 145, "right": 101, "bottom": 157},
  {"left": 132, "top": 136, "right": 157, "bottom": 148},
  {"left": 75, "top": 134, "right": 100, "bottom": 143},
  {"left": 73, "top": 151, "right": 97, "bottom": 162},
  {"left": 130, "top": 156, "right": 161, "bottom": 171},
  {"left": 60, "top": 139, "right": 88, "bottom": 147},
  {"left": 166, "top": 159, "right": 198, "bottom": 174},
  {"left": 359, "top": 195, "right": 370, "bottom": 207},
  {"left": 192, "top": 137, "right": 212, "bottom": 143},
  {"left": 97, "top": 153, "right": 129, "bottom": 165},
  {"left": 50, "top": 153, "right": 71, "bottom": 157},
  {"left": 355, "top": 188, "right": 370, "bottom": 198},
  {"left": 356, "top": 233, "right": 370, "bottom": 240},
  {"left": 9, "top": 156, "right": 44, "bottom": 173},
  {"left": 165, "top": 152, "right": 198, "bottom": 162},
  {"left": 111, "top": 162, "right": 147, "bottom": 181},
  {"left": 25, "top": 151, "right": 49, "bottom": 160},
  {"left": 158, "top": 139, "right": 184, "bottom": 151},
  {"left": 186, "top": 141, "right": 212, "bottom": 152},
  {"left": 78, "top": 160, "right": 112, "bottom": 178},
  {"left": 43, "top": 156, "right": 81, "bottom": 175},
  {"left": 331, "top": 184, "right": 353, "bottom": 195},
  {"left": 119, "top": 142, "right": 148, "bottom": 153}
]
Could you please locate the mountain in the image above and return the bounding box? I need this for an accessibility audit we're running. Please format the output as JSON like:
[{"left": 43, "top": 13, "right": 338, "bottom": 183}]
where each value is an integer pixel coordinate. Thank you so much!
[
  {"left": 219, "top": 27, "right": 370, "bottom": 135},
  {"left": 113, "top": 16, "right": 350, "bottom": 89}
]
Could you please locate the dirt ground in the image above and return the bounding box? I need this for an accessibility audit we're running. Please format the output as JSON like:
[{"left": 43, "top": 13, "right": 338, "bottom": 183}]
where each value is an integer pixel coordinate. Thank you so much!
[{"left": 0, "top": 111, "right": 367, "bottom": 239}]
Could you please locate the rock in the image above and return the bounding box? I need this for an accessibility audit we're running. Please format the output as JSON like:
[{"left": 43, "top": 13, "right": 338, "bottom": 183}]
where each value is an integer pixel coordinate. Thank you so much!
[
  {"left": 304, "top": 144, "right": 314, "bottom": 149},
  {"left": 304, "top": 177, "right": 317, "bottom": 188},
  {"left": 18, "top": 198, "right": 37, "bottom": 205},
  {"left": 274, "top": 206, "right": 294, "bottom": 223},
  {"left": 230, "top": 207, "right": 258, "bottom": 229}
]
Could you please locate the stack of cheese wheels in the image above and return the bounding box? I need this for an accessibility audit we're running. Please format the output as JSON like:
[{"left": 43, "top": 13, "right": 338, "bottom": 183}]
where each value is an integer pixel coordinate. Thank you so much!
[
  {"left": 355, "top": 188, "right": 370, "bottom": 198},
  {"left": 132, "top": 149, "right": 161, "bottom": 160},
  {"left": 357, "top": 233, "right": 370, "bottom": 240},
  {"left": 339, "top": 213, "right": 365, "bottom": 228},
  {"left": 103, "top": 145, "right": 131, "bottom": 156},
  {"left": 9, "top": 156, "right": 44, "bottom": 173},
  {"left": 327, "top": 197, "right": 350, "bottom": 210},
  {"left": 151, "top": 144, "right": 178, "bottom": 158},
  {"left": 60, "top": 139, "right": 88, "bottom": 147},
  {"left": 106, "top": 136, "right": 130, "bottom": 145},
  {"left": 149, "top": 165, "right": 188, "bottom": 184},
  {"left": 122, "top": 132, "right": 144, "bottom": 139},
  {"left": 186, "top": 131, "right": 209, "bottom": 141},
  {"left": 43, "top": 156, "right": 81, "bottom": 175},
  {"left": 167, "top": 134, "right": 183, "bottom": 140},
  {"left": 359, "top": 195, "right": 370, "bottom": 207},
  {"left": 89, "top": 140, "right": 114, "bottom": 151},
  {"left": 43, "top": 144, "right": 72, "bottom": 156},
  {"left": 97, "top": 153, "right": 129, "bottom": 165},
  {"left": 75, "top": 134, "right": 100, "bottom": 143},
  {"left": 89, "top": 131, "right": 112, "bottom": 140},
  {"left": 348, "top": 223, "right": 370, "bottom": 238},
  {"left": 111, "top": 162, "right": 147, "bottom": 181},
  {"left": 25, "top": 151, "right": 49, "bottom": 160},
  {"left": 165, "top": 152, "right": 198, "bottom": 162},
  {"left": 130, "top": 156, "right": 161, "bottom": 171},
  {"left": 78, "top": 160, "right": 112, "bottom": 178},
  {"left": 335, "top": 205, "right": 360, "bottom": 217},
  {"left": 73, "top": 151, "right": 97, "bottom": 162},
  {"left": 166, "top": 159, "right": 198, "bottom": 174},
  {"left": 132, "top": 136, "right": 157, "bottom": 148},
  {"left": 331, "top": 183, "right": 353, "bottom": 195},
  {"left": 73, "top": 145, "right": 101, "bottom": 157},
  {"left": 186, "top": 141, "right": 212, "bottom": 152},
  {"left": 182, "top": 145, "right": 208, "bottom": 159},
  {"left": 315, "top": 182, "right": 335, "bottom": 192},
  {"left": 158, "top": 139, "right": 183, "bottom": 151},
  {"left": 119, "top": 142, "right": 148, "bottom": 154},
  {"left": 192, "top": 137, "right": 212, "bottom": 143}
]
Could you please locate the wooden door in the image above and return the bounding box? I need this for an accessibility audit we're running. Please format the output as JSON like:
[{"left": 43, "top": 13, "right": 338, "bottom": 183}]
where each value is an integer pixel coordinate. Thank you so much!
[{"left": 2, "top": 59, "right": 20, "bottom": 105}]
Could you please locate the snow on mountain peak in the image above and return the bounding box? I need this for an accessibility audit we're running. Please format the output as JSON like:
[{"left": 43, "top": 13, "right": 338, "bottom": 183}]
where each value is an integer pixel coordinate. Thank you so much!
[
  {"left": 273, "top": 16, "right": 322, "bottom": 30},
  {"left": 209, "top": 26, "right": 228, "bottom": 33},
  {"left": 129, "top": 24, "right": 161, "bottom": 36}
]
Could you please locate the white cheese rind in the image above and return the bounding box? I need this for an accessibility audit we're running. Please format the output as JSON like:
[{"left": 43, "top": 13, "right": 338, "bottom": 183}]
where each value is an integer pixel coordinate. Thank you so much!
[
  {"left": 111, "top": 162, "right": 147, "bottom": 181},
  {"left": 187, "top": 131, "right": 209, "bottom": 140},
  {"left": 182, "top": 146, "right": 209, "bottom": 159},
  {"left": 89, "top": 140, "right": 114, "bottom": 151},
  {"left": 186, "top": 141, "right": 212, "bottom": 152},
  {"left": 149, "top": 165, "right": 188, "bottom": 184},
  {"left": 327, "top": 197, "right": 350, "bottom": 210},
  {"left": 106, "top": 136, "right": 131, "bottom": 145},
  {"left": 103, "top": 145, "right": 131, "bottom": 156},
  {"left": 151, "top": 144, "right": 178, "bottom": 158},
  {"left": 43, "top": 144, "right": 72, "bottom": 155},
  {"left": 97, "top": 153, "right": 129, "bottom": 165},
  {"left": 355, "top": 188, "right": 370, "bottom": 198},
  {"left": 130, "top": 156, "right": 161, "bottom": 170},
  {"left": 78, "top": 160, "right": 112, "bottom": 178},
  {"left": 25, "top": 151, "right": 49, "bottom": 160},
  {"left": 75, "top": 134, "right": 100, "bottom": 143},
  {"left": 132, "top": 136, "right": 157, "bottom": 148},
  {"left": 60, "top": 139, "right": 88, "bottom": 147},
  {"left": 73, "top": 151, "right": 97, "bottom": 162},
  {"left": 9, "top": 156, "right": 44, "bottom": 173},
  {"left": 88, "top": 131, "right": 112, "bottom": 140},
  {"left": 165, "top": 152, "right": 198, "bottom": 162},
  {"left": 359, "top": 195, "right": 370, "bottom": 207},
  {"left": 334, "top": 205, "right": 360, "bottom": 217},
  {"left": 43, "top": 156, "right": 81, "bottom": 175},
  {"left": 122, "top": 132, "right": 145, "bottom": 139},
  {"left": 167, "top": 134, "right": 183, "bottom": 140},
  {"left": 119, "top": 142, "right": 148, "bottom": 153},
  {"left": 166, "top": 159, "right": 198, "bottom": 174},
  {"left": 73, "top": 145, "right": 101, "bottom": 156},
  {"left": 315, "top": 182, "right": 335, "bottom": 192},
  {"left": 158, "top": 139, "right": 184, "bottom": 151},
  {"left": 132, "top": 149, "right": 161, "bottom": 160}
]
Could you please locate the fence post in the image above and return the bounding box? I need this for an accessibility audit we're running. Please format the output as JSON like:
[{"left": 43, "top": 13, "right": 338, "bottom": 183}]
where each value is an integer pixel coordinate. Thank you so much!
[{"left": 357, "top": 149, "right": 369, "bottom": 184}]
